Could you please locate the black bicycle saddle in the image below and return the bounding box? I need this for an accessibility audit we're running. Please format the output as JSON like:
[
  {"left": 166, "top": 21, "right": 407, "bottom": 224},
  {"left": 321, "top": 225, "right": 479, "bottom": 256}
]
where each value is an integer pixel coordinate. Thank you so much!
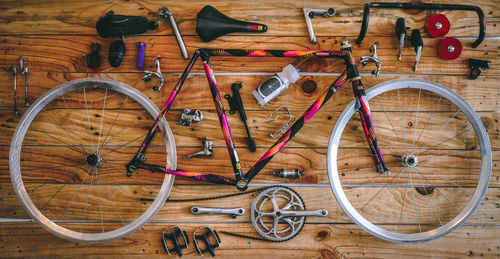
[{"left": 196, "top": 5, "right": 268, "bottom": 42}]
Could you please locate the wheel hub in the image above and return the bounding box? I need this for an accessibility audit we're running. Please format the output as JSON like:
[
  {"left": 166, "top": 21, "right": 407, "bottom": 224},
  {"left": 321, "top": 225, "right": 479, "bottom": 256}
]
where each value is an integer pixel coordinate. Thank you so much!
[
  {"left": 86, "top": 153, "right": 102, "bottom": 168},
  {"left": 401, "top": 154, "right": 418, "bottom": 167}
]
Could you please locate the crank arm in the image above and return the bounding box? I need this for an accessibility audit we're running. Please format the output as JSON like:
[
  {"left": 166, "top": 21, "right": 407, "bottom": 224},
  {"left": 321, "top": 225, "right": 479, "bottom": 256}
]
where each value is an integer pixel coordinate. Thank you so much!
[
  {"left": 279, "top": 209, "right": 328, "bottom": 218},
  {"left": 191, "top": 206, "right": 245, "bottom": 218}
]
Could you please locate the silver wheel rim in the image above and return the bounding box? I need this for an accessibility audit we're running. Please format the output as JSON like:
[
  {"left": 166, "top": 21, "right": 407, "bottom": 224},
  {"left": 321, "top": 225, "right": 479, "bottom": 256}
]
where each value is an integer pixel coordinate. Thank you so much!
[
  {"left": 327, "top": 78, "right": 491, "bottom": 243},
  {"left": 9, "top": 78, "right": 176, "bottom": 243}
]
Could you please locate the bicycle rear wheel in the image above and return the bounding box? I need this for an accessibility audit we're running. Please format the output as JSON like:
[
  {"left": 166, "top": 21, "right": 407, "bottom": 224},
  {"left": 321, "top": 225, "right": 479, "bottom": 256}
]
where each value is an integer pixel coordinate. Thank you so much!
[
  {"left": 328, "top": 79, "right": 491, "bottom": 243},
  {"left": 9, "top": 78, "right": 176, "bottom": 243}
]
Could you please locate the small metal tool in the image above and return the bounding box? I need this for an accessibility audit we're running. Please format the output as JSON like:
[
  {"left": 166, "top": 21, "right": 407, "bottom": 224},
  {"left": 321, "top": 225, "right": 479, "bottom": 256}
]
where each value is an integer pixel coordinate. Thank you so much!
[
  {"left": 265, "top": 106, "right": 295, "bottom": 139},
  {"left": 177, "top": 108, "right": 203, "bottom": 126},
  {"left": 19, "top": 56, "right": 29, "bottom": 107},
  {"left": 185, "top": 137, "right": 213, "bottom": 160},
  {"left": 193, "top": 226, "right": 221, "bottom": 257},
  {"left": 273, "top": 169, "right": 305, "bottom": 179},
  {"left": 4, "top": 66, "right": 19, "bottom": 116},
  {"left": 162, "top": 225, "right": 189, "bottom": 257},
  {"left": 359, "top": 42, "right": 381, "bottom": 76},
  {"left": 191, "top": 206, "right": 245, "bottom": 218},
  {"left": 142, "top": 56, "right": 165, "bottom": 92},
  {"left": 225, "top": 82, "right": 256, "bottom": 152},
  {"left": 410, "top": 29, "right": 423, "bottom": 71},
  {"left": 159, "top": 7, "right": 189, "bottom": 60},
  {"left": 395, "top": 18, "right": 408, "bottom": 61},
  {"left": 303, "top": 7, "right": 336, "bottom": 44}
]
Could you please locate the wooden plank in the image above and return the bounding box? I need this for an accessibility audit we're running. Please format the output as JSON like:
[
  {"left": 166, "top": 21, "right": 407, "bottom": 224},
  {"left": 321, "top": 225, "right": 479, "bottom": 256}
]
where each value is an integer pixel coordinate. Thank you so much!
[
  {"left": 1, "top": 35, "right": 499, "bottom": 74},
  {"left": 0, "top": 107, "right": 497, "bottom": 149},
  {"left": 0, "top": 219, "right": 499, "bottom": 257},
  {"left": 0, "top": 72, "right": 499, "bottom": 112},
  {"left": 0, "top": 0, "right": 498, "bottom": 37},
  {"left": 1, "top": 184, "right": 498, "bottom": 224},
  {"left": 1, "top": 145, "right": 499, "bottom": 186}
]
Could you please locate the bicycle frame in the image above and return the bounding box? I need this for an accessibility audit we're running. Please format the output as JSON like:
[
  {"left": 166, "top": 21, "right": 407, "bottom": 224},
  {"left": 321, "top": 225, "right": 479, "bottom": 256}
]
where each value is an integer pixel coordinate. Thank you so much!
[{"left": 126, "top": 40, "right": 389, "bottom": 191}]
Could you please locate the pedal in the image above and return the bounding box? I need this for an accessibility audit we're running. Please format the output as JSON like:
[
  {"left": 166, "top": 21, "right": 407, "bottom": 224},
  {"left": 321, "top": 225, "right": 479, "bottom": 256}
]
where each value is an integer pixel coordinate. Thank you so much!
[
  {"left": 193, "top": 226, "right": 221, "bottom": 256},
  {"left": 162, "top": 225, "right": 189, "bottom": 257}
]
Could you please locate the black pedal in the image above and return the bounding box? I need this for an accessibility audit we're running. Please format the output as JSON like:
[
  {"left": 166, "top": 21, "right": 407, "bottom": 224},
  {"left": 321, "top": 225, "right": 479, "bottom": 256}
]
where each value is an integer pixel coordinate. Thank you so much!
[
  {"left": 193, "top": 226, "right": 221, "bottom": 257},
  {"left": 162, "top": 225, "right": 189, "bottom": 257}
]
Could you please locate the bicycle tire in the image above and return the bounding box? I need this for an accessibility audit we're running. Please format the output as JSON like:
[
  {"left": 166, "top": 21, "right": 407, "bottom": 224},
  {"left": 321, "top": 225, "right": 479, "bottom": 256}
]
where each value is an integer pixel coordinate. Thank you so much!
[
  {"left": 327, "top": 78, "right": 491, "bottom": 243},
  {"left": 10, "top": 78, "right": 176, "bottom": 243}
]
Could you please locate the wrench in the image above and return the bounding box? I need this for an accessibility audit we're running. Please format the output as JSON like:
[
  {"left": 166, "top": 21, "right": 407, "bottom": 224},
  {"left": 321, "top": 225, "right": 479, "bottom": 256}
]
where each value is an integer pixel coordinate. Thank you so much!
[{"left": 191, "top": 206, "right": 245, "bottom": 218}]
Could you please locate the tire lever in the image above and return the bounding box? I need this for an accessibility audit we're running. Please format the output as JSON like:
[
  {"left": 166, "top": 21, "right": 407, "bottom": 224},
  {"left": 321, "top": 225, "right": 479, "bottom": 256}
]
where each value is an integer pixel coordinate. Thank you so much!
[{"left": 225, "top": 82, "right": 256, "bottom": 152}]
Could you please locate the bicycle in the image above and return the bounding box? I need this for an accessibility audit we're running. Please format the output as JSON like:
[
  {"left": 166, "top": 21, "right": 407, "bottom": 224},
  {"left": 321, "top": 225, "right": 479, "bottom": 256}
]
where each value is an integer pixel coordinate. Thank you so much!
[{"left": 9, "top": 40, "right": 491, "bottom": 244}]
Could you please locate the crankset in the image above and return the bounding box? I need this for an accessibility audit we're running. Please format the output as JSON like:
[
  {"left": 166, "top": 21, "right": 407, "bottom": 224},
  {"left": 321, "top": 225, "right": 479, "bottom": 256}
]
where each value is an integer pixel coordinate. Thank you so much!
[{"left": 250, "top": 186, "right": 328, "bottom": 242}]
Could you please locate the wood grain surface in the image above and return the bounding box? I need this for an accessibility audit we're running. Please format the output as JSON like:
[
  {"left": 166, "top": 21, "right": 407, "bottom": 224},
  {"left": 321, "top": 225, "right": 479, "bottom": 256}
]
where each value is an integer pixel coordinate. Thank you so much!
[{"left": 0, "top": 0, "right": 499, "bottom": 258}]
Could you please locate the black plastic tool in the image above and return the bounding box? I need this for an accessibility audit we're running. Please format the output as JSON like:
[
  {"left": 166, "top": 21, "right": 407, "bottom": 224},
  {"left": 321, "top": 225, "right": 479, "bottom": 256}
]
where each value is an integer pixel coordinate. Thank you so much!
[
  {"left": 469, "top": 59, "right": 490, "bottom": 79},
  {"left": 225, "top": 82, "right": 256, "bottom": 152},
  {"left": 86, "top": 42, "right": 101, "bottom": 69},
  {"left": 108, "top": 39, "right": 126, "bottom": 67}
]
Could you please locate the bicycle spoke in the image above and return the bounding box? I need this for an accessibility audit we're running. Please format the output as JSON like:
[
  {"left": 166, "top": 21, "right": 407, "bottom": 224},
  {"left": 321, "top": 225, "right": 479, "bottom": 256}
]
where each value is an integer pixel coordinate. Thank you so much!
[
  {"left": 99, "top": 132, "right": 149, "bottom": 158},
  {"left": 39, "top": 183, "right": 66, "bottom": 213},
  {"left": 95, "top": 168, "right": 105, "bottom": 233},
  {"left": 416, "top": 127, "right": 474, "bottom": 156},
  {"left": 100, "top": 96, "right": 129, "bottom": 152},
  {"left": 416, "top": 167, "right": 460, "bottom": 213},
  {"left": 83, "top": 88, "right": 96, "bottom": 153},
  {"left": 375, "top": 167, "right": 405, "bottom": 224},
  {"left": 414, "top": 109, "right": 461, "bottom": 156},
  {"left": 416, "top": 166, "right": 469, "bottom": 193},
  {"left": 397, "top": 88, "right": 409, "bottom": 155},
  {"left": 96, "top": 88, "right": 108, "bottom": 155},
  {"left": 360, "top": 166, "right": 406, "bottom": 210},
  {"left": 398, "top": 168, "right": 409, "bottom": 231},
  {"left": 60, "top": 169, "right": 91, "bottom": 221},
  {"left": 413, "top": 96, "right": 443, "bottom": 152},
  {"left": 45, "top": 109, "right": 88, "bottom": 155},
  {"left": 414, "top": 168, "right": 442, "bottom": 225},
  {"left": 27, "top": 128, "right": 88, "bottom": 156},
  {"left": 410, "top": 88, "right": 421, "bottom": 154},
  {"left": 373, "top": 97, "right": 405, "bottom": 156},
  {"left": 408, "top": 167, "right": 421, "bottom": 232},
  {"left": 80, "top": 169, "right": 95, "bottom": 232}
]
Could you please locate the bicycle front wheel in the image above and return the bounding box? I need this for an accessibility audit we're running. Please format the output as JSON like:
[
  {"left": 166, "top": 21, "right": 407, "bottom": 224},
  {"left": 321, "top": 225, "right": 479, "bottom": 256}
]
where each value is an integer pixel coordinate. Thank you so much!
[
  {"left": 328, "top": 79, "right": 491, "bottom": 243},
  {"left": 9, "top": 78, "right": 176, "bottom": 243}
]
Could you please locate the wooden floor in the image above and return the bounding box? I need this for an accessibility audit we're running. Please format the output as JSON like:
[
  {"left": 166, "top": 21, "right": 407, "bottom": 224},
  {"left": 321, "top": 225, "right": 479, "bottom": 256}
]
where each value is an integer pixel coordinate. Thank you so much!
[{"left": 0, "top": 0, "right": 499, "bottom": 258}]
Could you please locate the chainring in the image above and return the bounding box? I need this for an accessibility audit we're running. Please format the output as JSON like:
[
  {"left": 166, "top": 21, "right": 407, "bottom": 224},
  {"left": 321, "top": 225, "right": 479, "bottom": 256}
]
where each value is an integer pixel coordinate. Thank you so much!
[{"left": 250, "top": 186, "right": 306, "bottom": 242}]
